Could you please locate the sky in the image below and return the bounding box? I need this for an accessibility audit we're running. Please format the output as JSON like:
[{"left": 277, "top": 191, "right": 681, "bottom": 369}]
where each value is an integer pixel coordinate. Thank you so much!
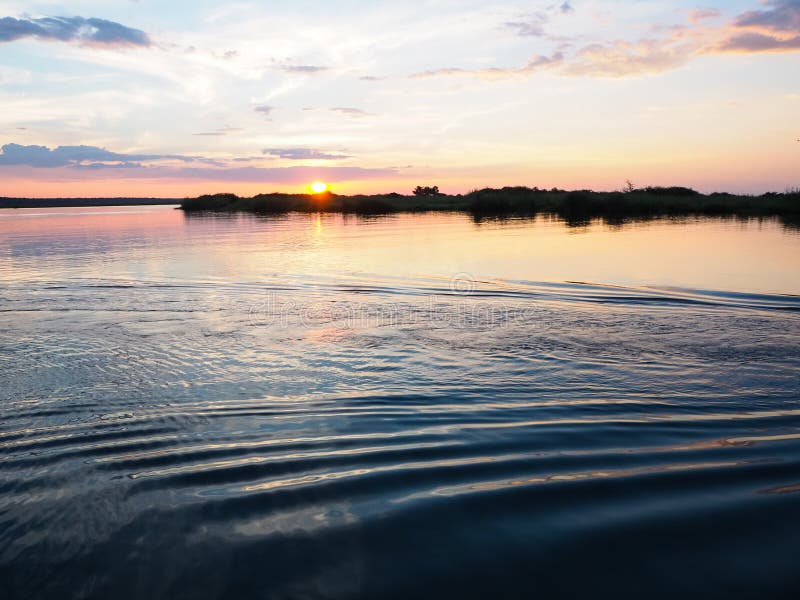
[{"left": 0, "top": 0, "right": 798, "bottom": 197}]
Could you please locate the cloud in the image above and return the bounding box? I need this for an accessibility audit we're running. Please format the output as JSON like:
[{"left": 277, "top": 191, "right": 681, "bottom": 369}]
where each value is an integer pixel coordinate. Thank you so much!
[
  {"left": 715, "top": 31, "right": 800, "bottom": 52},
  {"left": 0, "top": 143, "right": 216, "bottom": 167},
  {"left": 414, "top": 1, "right": 800, "bottom": 82},
  {"left": 417, "top": 1, "right": 800, "bottom": 81},
  {"left": 0, "top": 16, "right": 150, "bottom": 47},
  {"left": 715, "top": 1, "right": 800, "bottom": 53},
  {"left": 262, "top": 148, "right": 351, "bottom": 160},
  {"left": 168, "top": 165, "right": 394, "bottom": 183},
  {"left": 411, "top": 53, "right": 564, "bottom": 79},
  {"left": 734, "top": 0, "right": 800, "bottom": 33},
  {"left": 280, "top": 64, "right": 328, "bottom": 74},
  {"left": 505, "top": 16, "right": 548, "bottom": 37},
  {"left": 192, "top": 127, "right": 243, "bottom": 137},
  {"left": 254, "top": 105, "right": 274, "bottom": 115},
  {"left": 505, "top": 20, "right": 546, "bottom": 38},
  {"left": 330, "top": 107, "right": 374, "bottom": 117},
  {"left": 566, "top": 38, "right": 695, "bottom": 77},
  {"left": 0, "top": 143, "right": 394, "bottom": 183},
  {"left": 688, "top": 8, "right": 722, "bottom": 24},
  {"left": 570, "top": 2, "right": 800, "bottom": 75},
  {"left": 5, "top": 163, "right": 395, "bottom": 183},
  {"left": 505, "top": 1, "right": 575, "bottom": 38}
]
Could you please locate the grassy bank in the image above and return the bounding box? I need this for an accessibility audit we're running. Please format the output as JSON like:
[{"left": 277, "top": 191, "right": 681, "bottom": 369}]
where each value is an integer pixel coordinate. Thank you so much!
[{"left": 179, "top": 187, "right": 800, "bottom": 225}]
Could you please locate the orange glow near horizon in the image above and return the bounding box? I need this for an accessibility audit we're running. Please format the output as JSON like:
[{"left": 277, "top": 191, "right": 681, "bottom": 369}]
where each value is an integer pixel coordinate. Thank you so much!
[{"left": 0, "top": 135, "right": 798, "bottom": 200}]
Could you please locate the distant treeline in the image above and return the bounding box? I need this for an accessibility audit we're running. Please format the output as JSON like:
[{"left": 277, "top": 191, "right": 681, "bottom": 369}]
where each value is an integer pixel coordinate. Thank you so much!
[
  {"left": 0, "top": 197, "right": 180, "bottom": 209},
  {"left": 179, "top": 187, "right": 800, "bottom": 226}
]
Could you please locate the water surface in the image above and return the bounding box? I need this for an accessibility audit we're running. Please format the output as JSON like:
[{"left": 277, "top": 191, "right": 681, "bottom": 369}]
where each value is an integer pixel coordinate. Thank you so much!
[{"left": 1, "top": 207, "right": 799, "bottom": 598}]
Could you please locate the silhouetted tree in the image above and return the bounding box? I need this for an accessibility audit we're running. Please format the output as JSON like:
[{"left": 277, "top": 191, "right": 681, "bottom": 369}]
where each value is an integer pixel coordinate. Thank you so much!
[{"left": 413, "top": 185, "right": 440, "bottom": 196}]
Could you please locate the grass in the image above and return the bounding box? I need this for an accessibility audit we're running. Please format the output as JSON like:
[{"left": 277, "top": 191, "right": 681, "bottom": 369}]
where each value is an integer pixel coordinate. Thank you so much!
[{"left": 179, "top": 186, "right": 800, "bottom": 227}]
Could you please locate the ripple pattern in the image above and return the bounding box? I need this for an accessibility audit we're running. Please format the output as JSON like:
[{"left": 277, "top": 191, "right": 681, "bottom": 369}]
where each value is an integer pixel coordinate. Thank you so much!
[{"left": 1, "top": 211, "right": 800, "bottom": 599}]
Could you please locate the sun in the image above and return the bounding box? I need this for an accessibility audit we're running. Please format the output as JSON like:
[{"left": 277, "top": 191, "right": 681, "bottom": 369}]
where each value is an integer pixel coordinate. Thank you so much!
[{"left": 310, "top": 181, "right": 328, "bottom": 194}]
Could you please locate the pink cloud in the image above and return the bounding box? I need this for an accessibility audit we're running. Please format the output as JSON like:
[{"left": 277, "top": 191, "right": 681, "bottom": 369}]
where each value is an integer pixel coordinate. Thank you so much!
[
  {"left": 688, "top": 8, "right": 722, "bottom": 24},
  {"left": 716, "top": 0, "right": 800, "bottom": 52}
]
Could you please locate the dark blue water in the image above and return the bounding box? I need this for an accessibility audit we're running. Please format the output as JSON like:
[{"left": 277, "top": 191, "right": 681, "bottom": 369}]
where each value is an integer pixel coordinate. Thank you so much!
[{"left": 1, "top": 208, "right": 799, "bottom": 598}]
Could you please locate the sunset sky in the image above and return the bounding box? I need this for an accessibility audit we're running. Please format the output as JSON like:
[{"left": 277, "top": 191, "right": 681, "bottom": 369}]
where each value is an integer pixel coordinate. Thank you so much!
[{"left": 0, "top": 0, "right": 798, "bottom": 197}]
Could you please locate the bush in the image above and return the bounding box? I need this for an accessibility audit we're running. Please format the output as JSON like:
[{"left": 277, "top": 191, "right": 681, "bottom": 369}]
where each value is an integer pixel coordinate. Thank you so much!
[
  {"left": 249, "top": 194, "right": 298, "bottom": 213},
  {"left": 182, "top": 193, "right": 240, "bottom": 210},
  {"left": 468, "top": 191, "right": 511, "bottom": 214},
  {"left": 641, "top": 186, "right": 699, "bottom": 197},
  {"left": 341, "top": 197, "right": 397, "bottom": 214},
  {"left": 603, "top": 192, "right": 630, "bottom": 213},
  {"left": 561, "top": 191, "right": 593, "bottom": 213}
]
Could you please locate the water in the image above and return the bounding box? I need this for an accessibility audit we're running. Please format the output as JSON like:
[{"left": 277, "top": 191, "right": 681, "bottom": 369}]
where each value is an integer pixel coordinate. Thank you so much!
[{"left": 1, "top": 207, "right": 799, "bottom": 599}]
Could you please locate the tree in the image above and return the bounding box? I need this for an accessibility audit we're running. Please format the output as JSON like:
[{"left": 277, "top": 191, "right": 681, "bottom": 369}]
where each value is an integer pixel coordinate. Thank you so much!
[{"left": 413, "top": 185, "right": 440, "bottom": 196}]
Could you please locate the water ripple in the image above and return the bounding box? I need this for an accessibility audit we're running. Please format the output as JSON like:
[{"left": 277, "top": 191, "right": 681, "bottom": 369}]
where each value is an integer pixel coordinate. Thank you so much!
[{"left": 2, "top": 211, "right": 800, "bottom": 598}]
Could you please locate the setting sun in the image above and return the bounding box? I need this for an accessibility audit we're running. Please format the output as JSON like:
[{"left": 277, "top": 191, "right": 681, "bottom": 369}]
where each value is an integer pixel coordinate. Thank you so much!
[{"left": 310, "top": 182, "right": 328, "bottom": 194}]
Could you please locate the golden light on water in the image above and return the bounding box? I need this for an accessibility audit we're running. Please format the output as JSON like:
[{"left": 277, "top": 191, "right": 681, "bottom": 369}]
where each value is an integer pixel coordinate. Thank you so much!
[{"left": 310, "top": 182, "right": 328, "bottom": 194}]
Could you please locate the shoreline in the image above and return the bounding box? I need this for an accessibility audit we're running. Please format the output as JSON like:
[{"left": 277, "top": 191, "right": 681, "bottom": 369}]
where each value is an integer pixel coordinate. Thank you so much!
[
  {"left": 178, "top": 187, "right": 800, "bottom": 225},
  {"left": 3, "top": 187, "right": 798, "bottom": 227},
  {"left": 0, "top": 198, "right": 180, "bottom": 209}
]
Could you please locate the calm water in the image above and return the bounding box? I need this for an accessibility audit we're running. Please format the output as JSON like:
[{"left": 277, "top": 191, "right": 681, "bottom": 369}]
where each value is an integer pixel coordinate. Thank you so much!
[{"left": 1, "top": 206, "right": 800, "bottom": 599}]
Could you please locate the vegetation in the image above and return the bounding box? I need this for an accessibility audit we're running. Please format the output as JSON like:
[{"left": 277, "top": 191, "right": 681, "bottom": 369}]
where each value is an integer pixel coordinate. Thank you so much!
[
  {"left": 180, "top": 191, "right": 464, "bottom": 215},
  {"left": 413, "top": 185, "right": 441, "bottom": 196},
  {"left": 5, "top": 187, "right": 796, "bottom": 225},
  {"left": 178, "top": 186, "right": 800, "bottom": 227},
  {"left": 0, "top": 197, "right": 179, "bottom": 209}
]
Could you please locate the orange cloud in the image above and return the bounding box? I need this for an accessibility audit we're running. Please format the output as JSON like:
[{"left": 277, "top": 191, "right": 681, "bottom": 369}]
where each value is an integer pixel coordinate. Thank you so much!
[
  {"left": 411, "top": 53, "right": 564, "bottom": 80},
  {"left": 410, "top": 1, "right": 800, "bottom": 80},
  {"left": 565, "top": 38, "right": 695, "bottom": 77}
]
